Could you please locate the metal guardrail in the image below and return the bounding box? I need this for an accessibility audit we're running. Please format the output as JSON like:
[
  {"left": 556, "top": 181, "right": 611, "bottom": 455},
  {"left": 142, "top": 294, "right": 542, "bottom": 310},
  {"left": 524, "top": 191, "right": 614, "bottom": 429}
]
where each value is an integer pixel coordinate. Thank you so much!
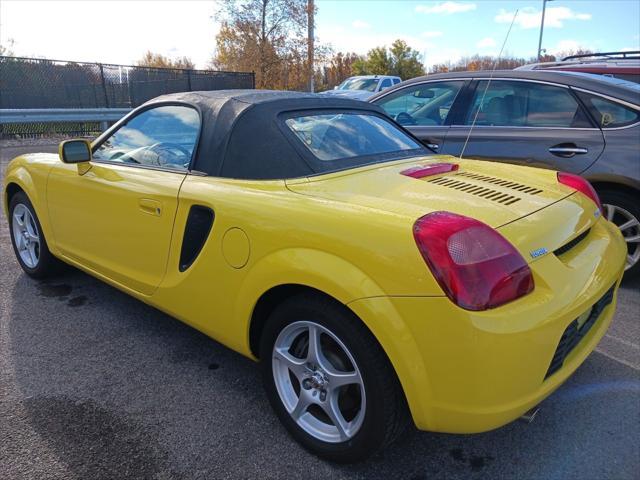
[{"left": 0, "top": 108, "right": 131, "bottom": 124}]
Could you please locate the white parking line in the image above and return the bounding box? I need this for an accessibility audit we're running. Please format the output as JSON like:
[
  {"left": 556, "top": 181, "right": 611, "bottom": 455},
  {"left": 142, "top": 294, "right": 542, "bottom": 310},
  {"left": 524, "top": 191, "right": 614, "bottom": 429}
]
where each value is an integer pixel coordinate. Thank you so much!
[
  {"left": 595, "top": 347, "right": 640, "bottom": 371},
  {"left": 604, "top": 334, "right": 639, "bottom": 350}
]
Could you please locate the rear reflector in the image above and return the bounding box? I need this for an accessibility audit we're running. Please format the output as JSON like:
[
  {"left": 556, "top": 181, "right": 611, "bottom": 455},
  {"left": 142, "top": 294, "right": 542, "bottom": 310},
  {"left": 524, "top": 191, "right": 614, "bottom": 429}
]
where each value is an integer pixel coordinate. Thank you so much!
[
  {"left": 401, "top": 163, "right": 459, "bottom": 179},
  {"left": 557, "top": 172, "right": 602, "bottom": 212},
  {"left": 413, "top": 211, "right": 534, "bottom": 311}
]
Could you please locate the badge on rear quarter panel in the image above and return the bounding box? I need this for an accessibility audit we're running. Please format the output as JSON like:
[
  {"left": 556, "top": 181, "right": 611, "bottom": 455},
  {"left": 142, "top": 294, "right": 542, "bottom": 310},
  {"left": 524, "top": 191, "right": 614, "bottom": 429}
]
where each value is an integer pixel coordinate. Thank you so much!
[{"left": 530, "top": 247, "right": 548, "bottom": 259}]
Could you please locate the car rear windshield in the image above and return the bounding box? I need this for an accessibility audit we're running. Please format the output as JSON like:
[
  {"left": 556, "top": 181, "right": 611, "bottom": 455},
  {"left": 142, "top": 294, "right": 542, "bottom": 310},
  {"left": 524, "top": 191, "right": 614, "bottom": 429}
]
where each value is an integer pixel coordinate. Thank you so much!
[
  {"left": 338, "top": 78, "right": 380, "bottom": 92},
  {"left": 284, "top": 112, "right": 426, "bottom": 169}
]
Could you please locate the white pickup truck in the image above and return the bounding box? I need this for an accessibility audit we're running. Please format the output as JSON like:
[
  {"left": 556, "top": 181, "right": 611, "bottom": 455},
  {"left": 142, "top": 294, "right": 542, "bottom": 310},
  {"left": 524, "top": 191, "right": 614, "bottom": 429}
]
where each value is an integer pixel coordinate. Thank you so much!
[{"left": 321, "top": 75, "right": 402, "bottom": 100}]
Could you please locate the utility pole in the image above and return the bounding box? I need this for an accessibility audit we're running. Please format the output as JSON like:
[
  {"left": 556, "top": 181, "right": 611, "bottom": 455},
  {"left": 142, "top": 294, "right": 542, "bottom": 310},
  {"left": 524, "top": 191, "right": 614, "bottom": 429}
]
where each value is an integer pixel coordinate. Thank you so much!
[
  {"left": 307, "top": 0, "right": 315, "bottom": 92},
  {"left": 537, "top": 0, "right": 553, "bottom": 61}
]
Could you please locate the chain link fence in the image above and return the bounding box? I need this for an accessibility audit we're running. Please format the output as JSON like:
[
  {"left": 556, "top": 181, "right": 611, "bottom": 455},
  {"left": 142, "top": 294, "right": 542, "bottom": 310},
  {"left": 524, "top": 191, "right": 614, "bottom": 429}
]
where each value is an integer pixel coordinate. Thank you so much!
[
  {"left": 0, "top": 56, "right": 255, "bottom": 108},
  {"left": 1, "top": 56, "right": 255, "bottom": 138}
]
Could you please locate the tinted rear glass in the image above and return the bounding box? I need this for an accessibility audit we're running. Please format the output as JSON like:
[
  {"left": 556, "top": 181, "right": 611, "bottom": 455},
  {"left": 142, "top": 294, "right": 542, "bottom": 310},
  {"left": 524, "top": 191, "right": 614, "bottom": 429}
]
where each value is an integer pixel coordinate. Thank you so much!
[
  {"left": 338, "top": 78, "right": 380, "bottom": 92},
  {"left": 576, "top": 91, "right": 640, "bottom": 128},
  {"left": 284, "top": 113, "right": 424, "bottom": 162}
]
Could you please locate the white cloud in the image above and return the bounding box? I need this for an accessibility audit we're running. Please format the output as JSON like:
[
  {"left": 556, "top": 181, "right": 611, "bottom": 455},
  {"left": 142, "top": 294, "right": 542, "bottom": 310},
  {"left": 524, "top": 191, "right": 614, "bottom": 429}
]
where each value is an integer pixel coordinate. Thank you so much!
[
  {"left": 476, "top": 37, "right": 496, "bottom": 48},
  {"left": 422, "top": 31, "right": 444, "bottom": 38},
  {"left": 0, "top": 0, "right": 218, "bottom": 68},
  {"left": 415, "top": 2, "right": 476, "bottom": 15},
  {"left": 548, "top": 39, "right": 593, "bottom": 56},
  {"left": 495, "top": 6, "right": 592, "bottom": 30},
  {"left": 352, "top": 19, "right": 371, "bottom": 29},
  {"left": 318, "top": 22, "right": 434, "bottom": 56},
  {"left": 423, "top": 47, "right": 464, "bottom": 71}
]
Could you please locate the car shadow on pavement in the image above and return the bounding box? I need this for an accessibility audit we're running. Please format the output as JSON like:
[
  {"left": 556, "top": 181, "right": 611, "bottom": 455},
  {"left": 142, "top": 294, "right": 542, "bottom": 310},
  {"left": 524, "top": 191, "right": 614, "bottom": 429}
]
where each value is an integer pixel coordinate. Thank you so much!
[{"left": 6, "top": 268, "right": 640, "bottom": 480}]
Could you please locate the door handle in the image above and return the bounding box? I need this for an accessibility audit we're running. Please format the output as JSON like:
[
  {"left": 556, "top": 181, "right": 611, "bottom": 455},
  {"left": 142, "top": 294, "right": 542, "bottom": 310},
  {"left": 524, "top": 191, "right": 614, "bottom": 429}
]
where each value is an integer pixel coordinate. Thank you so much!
[
  {"left": 139, "top": 198, "right": 162, "bottom": 216},
  {"left": 548, "top": 145, "right": 588, "bottom": 157},
  {"left": 424, "top": 139, "right": 440, "bottom": 151}
]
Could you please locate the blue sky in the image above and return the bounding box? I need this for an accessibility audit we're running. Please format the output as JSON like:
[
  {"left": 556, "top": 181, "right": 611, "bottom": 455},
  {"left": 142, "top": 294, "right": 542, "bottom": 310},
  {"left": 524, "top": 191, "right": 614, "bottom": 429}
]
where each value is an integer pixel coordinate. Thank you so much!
[
  {"left": 1, "top": 1, "right": 638, "bottom": 69},
  {"left": 316, "top": 0, "right": 640, "bottom": 68}
]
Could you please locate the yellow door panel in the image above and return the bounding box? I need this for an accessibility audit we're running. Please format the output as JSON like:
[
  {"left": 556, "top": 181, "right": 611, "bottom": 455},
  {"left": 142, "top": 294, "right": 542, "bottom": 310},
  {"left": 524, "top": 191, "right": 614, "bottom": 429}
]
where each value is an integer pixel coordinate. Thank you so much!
[{"left": 47, "top": 162, "right": 185, "bottom": 294}]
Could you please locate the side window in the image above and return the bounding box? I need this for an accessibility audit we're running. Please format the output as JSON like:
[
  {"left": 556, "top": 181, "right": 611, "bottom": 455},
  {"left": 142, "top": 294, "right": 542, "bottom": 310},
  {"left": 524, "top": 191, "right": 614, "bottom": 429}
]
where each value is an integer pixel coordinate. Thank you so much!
[
  {"left": 393, "top": 78, "right": 401, "bottom": 85},
  {"left": 464, "top": 81, "right": 591, "bottom": 128},
  {"left": 376, "top": 81, "right": 464, "bottom": 126},
  {"left": 576, "top": 91, "right": 640, "bottom": 128},
  {"left": 93, "top": 105, "right": 200, "bottom": 171},
  {"left": 380, "top": 78, "right": 392, "bottom": 90}
]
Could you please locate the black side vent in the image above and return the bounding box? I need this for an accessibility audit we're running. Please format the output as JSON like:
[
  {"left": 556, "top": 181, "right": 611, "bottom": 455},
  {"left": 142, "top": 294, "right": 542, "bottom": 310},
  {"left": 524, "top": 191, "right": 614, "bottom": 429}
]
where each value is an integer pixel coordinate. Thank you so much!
[
  {"left": 545, "top": 285, "right": 615, "bottom": 379},
  {"left": 179, "top": 205, "right": 215, "bottom": 272},
  {"left": 554, "top": 228, "right": 591, "bottom": 257}
]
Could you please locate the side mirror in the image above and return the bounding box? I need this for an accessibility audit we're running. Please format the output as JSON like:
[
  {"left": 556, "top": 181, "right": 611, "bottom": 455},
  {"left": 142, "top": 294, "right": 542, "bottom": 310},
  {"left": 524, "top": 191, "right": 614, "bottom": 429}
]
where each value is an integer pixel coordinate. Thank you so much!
[{"left": 59, "top": 139, "right": 92, "bottom": 163}]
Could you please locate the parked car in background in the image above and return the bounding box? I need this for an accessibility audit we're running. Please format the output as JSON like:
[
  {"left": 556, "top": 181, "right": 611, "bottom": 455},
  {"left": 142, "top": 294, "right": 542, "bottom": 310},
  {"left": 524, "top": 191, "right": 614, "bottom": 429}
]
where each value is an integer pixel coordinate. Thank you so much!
[
  {"left": 370, "top": 70, "right": 640, "bottom": 277},
  {"left": 321, "top": 75, "right": 402, "bottom": 100},
  {"left": 516, "top": 51, "right": 640, "bottom": 84}
]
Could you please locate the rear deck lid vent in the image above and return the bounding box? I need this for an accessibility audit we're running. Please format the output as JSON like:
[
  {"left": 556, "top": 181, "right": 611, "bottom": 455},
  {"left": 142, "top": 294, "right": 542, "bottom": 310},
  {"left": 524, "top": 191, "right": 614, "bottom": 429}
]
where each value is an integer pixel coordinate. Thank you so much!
[
  {"left": 454, "top": 172, "right": 544, "bottom": 195},
  {"left": 426, "top": 177, "right": 523, "bottom": 206}
]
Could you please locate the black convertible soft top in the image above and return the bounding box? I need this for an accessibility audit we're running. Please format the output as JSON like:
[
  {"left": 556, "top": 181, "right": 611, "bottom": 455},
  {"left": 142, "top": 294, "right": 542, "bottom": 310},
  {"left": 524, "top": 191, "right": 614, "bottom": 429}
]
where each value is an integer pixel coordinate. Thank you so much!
[{"left": 140, "top": 90, "right": 396, "bottom": 180}]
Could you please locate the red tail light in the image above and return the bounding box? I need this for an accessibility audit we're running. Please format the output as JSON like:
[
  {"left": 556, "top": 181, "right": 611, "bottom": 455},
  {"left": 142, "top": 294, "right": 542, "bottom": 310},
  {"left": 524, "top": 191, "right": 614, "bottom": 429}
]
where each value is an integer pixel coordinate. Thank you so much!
[
  {"left": 413, "top": 212, "right": 534, "bottom": 311},
  {"left": 557, "top": 172, "right": 602, "bottom": 211}
]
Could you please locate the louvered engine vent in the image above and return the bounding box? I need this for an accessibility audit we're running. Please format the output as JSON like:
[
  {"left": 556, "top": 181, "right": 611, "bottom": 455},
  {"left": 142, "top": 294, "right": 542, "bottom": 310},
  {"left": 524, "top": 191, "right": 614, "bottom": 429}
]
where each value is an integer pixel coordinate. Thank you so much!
[{"left": 425, "top": 172, "right": 545, "bottom": 206}]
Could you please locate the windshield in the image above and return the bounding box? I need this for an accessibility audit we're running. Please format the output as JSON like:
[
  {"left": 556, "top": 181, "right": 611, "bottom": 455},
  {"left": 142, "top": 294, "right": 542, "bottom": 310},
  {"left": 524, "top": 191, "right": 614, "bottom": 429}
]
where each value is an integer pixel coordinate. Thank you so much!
[
  {"left": 338, "top": 78, "right": 380, "bottom": 92},
  {"left": 284, "top": 112, "right": 426, "bottom": 171}
]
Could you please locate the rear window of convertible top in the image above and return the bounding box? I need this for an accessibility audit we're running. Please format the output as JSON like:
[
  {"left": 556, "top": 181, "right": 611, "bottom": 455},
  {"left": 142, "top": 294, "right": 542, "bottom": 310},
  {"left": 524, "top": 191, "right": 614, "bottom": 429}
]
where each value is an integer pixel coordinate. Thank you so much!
[{"left": 284, "top": 112, "right": 425, "bottom": 164}]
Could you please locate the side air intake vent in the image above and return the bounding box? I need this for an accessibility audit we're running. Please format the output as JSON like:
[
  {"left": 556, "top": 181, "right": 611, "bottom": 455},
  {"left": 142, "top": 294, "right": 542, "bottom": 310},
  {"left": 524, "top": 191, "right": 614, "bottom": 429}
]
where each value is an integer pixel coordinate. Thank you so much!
[{"left": 179, "top": 205, "right": 215, "bottom": 272}]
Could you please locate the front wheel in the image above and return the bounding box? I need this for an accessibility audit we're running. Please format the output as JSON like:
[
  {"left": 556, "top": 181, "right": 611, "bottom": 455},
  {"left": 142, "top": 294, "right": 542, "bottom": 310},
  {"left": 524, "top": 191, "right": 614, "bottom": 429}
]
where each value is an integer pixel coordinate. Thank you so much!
[
  {"left": 599, "top": 189, "right": 640, "bottom": 279},
  {"left": 260, "top": 293, "right": 410, "bottom": 463},
  {"left": 9, "top": 191, "right": 62, "bottom": 278}
]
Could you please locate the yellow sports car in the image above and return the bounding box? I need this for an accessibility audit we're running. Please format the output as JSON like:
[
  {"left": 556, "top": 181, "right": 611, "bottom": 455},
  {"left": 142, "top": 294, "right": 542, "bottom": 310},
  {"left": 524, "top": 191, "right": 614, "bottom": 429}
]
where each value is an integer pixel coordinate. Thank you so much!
[{"left": 3, "top": 91, "right": 627, "bottom": 462}]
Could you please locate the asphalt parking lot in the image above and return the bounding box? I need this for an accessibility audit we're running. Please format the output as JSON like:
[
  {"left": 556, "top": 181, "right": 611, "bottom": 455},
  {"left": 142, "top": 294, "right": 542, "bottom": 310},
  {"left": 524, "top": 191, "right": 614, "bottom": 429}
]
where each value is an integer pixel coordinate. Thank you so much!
[{"left": 1, "top": 142, "right": 639, "bottom": 480}]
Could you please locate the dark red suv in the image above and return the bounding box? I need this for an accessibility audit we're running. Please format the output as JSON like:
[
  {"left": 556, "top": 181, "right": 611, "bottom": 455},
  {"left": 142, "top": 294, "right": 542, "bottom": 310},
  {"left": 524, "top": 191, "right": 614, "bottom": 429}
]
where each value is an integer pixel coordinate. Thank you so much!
[{"left": 516, "top": 51, "right": 640, "bottom": 84}]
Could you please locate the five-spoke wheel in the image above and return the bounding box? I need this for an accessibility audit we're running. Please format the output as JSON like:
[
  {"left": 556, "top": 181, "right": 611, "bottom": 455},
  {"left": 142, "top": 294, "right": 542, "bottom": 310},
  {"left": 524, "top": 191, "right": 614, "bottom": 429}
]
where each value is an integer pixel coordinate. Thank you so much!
[
  {"left": 260, "top": 293, "right": 409, "bottom": 462},
  {"left": 272, "top": 321, "right": 366, "bottom": 443},
  {"left": 9, "top": 191, "right": 61, "bottom": 278},
  {"left": 12, "top": 203, "right": 41, "bottom": 268}
]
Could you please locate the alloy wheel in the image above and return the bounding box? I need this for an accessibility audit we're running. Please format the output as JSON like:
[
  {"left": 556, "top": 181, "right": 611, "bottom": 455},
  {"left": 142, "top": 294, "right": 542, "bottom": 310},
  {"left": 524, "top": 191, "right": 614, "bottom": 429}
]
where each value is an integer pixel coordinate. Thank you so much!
[
  {"left": 12, "top": 204, "right": 40, "bottom": 269},
  {"left": 603, "top": 203, "right": 640, "bottom": 272},
  {"left": 272, "top": 321, "right": 366, "bottom": 443}
]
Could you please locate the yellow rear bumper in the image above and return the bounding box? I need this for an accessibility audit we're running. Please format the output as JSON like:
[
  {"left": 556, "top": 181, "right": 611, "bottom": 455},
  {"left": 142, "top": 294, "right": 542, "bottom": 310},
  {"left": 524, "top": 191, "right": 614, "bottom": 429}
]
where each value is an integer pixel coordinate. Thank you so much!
[{"left": 349, "top": 217, "right": 627, "bottom": 433}]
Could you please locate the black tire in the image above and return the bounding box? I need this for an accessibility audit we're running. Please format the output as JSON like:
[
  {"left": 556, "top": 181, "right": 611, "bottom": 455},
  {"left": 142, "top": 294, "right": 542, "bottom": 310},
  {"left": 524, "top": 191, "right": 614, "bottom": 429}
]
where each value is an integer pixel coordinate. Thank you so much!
[
  {"left": 259, "top": 292, "right": 411, "bottom": 463},
  {"left": 598, "top": 188, "right": 640, "bottom": 280},
  {"left": 8, "top": 191, "right": 62, "bottom": 278}
]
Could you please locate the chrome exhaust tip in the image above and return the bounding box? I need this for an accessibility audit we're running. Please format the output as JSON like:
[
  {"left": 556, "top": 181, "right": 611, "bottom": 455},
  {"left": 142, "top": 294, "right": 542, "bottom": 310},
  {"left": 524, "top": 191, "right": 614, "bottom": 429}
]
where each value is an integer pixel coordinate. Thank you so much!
[{"left": 519, "top": 406, "right": 540, "bottom": 424}]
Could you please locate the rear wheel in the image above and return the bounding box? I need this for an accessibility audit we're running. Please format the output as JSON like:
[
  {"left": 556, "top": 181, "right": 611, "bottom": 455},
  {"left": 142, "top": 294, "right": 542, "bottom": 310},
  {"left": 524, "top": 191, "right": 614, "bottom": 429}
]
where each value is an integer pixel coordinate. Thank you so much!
[
  {"left": 9, "top": 191, "right": 62, "bottom": 278},
  {"left": 599, "top": 189, "right": 640, "bottom": 279},
  {"left": 260, "top": 293, "right": 410, "bottom": 463}
]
